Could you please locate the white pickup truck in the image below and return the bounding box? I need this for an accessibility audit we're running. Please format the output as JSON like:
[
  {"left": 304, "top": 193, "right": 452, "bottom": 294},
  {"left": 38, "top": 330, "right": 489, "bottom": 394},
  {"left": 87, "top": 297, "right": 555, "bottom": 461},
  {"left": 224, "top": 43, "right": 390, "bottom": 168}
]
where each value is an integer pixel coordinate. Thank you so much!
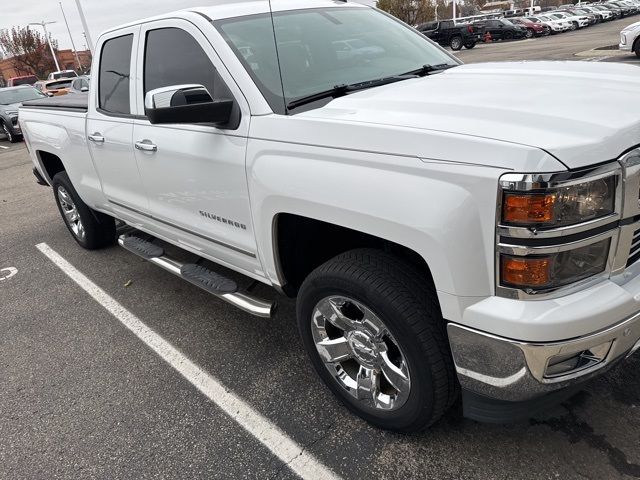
[{"left": 20, "top": 0, "right": 640, "bottom": 431}]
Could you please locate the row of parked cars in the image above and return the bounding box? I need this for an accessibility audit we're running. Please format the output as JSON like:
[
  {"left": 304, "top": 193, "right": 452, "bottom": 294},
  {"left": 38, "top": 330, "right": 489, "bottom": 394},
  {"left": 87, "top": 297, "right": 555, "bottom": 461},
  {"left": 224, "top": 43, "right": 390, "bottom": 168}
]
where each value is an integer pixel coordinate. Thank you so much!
[
  {"left": 419, "top": 0, "right": 640, "bottom": 50},
  {"left": 0, "top": 70, "right": 90, "bottom": 143}
]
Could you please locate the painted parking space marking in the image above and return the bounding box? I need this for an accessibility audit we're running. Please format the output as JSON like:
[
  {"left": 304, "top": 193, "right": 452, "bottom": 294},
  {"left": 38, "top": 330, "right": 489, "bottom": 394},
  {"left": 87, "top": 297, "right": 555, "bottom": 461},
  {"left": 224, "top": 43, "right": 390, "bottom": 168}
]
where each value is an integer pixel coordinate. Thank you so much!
[
  {"left": 36, "top": 243, "right": 340, "bottom": 480},
  {"left": 0, "top": 267, "right": 18, "bottom": 281},
  {"left": 0, "top": 145, "right": 9, "bottom": 150}
]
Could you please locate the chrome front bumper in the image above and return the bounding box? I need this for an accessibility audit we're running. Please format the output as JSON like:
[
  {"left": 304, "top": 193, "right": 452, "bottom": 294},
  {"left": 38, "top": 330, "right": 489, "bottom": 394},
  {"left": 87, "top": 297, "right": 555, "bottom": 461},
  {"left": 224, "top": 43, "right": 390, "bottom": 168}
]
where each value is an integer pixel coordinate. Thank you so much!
[{"left": 448, "top": 310, "right": 640, "bottom": 402}]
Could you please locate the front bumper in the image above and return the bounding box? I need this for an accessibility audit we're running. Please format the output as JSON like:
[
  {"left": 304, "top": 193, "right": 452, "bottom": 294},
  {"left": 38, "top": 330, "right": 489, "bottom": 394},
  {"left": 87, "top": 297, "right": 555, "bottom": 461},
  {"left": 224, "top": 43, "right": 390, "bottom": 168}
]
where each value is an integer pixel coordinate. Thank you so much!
[{"left": 448, "top": 310, "right": 640, "bottom": 403}]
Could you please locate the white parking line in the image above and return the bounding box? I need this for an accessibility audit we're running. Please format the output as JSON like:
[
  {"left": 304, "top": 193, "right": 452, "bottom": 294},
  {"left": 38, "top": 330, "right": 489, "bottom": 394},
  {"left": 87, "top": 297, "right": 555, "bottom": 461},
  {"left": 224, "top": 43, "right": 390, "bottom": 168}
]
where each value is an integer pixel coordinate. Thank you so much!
[
  {"left": 36, "top": 242, "right": 340, "bottom": 480},
  {"left": 0, "top": 145, "right": 9, "bottom": 150}
]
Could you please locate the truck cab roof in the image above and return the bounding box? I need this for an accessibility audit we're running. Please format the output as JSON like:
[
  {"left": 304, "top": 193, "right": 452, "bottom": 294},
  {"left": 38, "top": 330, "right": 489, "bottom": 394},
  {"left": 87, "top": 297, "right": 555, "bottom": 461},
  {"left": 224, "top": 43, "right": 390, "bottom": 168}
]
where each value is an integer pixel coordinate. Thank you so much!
[{"left": 100, "top": 0, "right": 369, "bottom": 37}]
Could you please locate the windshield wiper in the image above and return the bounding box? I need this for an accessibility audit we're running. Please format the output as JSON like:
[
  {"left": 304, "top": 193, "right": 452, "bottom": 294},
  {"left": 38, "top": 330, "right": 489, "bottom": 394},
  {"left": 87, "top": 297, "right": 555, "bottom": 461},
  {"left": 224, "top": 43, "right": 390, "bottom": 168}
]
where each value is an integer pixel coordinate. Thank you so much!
[
  {"left": 402, "top": 63, "right": 457, "bottom": 77},
  {"left": 286, "top": 64, "right": 458, "bottom": 111},
  {"left": 287, "top": 75, "right": 416, "bottom": 111}
]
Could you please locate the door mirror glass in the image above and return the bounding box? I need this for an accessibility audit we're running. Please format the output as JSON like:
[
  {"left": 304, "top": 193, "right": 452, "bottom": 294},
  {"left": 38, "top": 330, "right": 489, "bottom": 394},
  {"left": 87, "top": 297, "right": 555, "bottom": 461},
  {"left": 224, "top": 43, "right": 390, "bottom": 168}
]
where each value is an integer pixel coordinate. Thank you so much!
[{"left": 144, "top": 84, "right": 233, "bottom": 126}]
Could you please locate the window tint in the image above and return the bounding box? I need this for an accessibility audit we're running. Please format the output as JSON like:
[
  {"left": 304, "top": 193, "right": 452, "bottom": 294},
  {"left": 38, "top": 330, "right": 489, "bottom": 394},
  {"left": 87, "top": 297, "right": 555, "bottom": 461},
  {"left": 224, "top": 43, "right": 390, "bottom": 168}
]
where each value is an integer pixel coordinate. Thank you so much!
[
  {"left": 99, "top": 34, "right": 133, "bottom": 114},
  {"left": 144, "top": 28, "right": 218, "bottom": 98}
]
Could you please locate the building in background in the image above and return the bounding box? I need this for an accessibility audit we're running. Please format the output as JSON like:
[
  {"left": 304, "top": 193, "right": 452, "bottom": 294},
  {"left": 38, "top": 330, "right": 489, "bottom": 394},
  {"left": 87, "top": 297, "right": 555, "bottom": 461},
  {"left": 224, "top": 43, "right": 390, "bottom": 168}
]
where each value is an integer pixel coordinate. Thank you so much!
[{"left": 0, "top": 49, "right": 91, "bottom": 86}]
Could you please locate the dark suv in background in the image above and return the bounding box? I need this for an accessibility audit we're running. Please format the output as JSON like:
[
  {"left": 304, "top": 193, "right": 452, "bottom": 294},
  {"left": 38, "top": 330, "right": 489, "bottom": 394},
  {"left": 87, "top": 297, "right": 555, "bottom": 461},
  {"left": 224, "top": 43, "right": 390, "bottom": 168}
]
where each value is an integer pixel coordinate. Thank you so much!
[
  {"left": 0, "top": 86, "right": 46, "bottom": 143},
  {"left": 473, "top": 18, "right": 528, "bottom": 40}
]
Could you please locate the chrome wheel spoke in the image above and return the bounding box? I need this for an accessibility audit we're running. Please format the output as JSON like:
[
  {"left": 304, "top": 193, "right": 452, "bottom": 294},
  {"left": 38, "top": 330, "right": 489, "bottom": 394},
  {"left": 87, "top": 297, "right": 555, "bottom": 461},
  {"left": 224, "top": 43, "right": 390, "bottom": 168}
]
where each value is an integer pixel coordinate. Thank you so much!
[
  {"left": 316, "top": 337, "right": 352, "bottom": 363},
  {"left": 316, "top": 298, "right": 358, "bottom": 332},
  {"left": 356, "top": 366, "right": 379, "bottom": 406},
  {"left": 380, "top": 351, "right": 410, "bottom": 394}
]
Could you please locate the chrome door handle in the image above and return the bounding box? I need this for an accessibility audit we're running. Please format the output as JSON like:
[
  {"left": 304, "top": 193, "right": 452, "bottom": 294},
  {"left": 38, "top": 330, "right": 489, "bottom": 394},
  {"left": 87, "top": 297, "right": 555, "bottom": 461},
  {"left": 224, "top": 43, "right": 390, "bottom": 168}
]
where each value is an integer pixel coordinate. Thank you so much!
[
  {"left": 88, "top": 133, "right": 105, "bottom": 143},
  {"left": 135, "top": 140, "right": 158, "bottom": 152}
]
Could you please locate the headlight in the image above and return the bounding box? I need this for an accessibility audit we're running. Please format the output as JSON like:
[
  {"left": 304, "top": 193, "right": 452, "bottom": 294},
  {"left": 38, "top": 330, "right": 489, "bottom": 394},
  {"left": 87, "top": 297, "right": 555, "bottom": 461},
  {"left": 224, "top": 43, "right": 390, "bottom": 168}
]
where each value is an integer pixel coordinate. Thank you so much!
[
  {"left": 502, "top": 175, "right": 617, "bottom": 229},
  {"left": 500, "top": 239, "right": 611, "bottom": 292},
  {"left": 5, "top": 110, "right": 18, "bottom": 116}
]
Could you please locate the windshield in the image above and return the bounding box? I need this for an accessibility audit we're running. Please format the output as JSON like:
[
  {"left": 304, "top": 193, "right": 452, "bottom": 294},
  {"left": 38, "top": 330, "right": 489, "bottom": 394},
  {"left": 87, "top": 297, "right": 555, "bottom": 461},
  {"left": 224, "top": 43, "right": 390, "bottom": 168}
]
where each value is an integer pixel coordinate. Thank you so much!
[
  {"left": 0, "top": 87, "right": 46, "bottom": 105},
  {"left": 216, "top": 7, "right": 459, "bottom": 114}
]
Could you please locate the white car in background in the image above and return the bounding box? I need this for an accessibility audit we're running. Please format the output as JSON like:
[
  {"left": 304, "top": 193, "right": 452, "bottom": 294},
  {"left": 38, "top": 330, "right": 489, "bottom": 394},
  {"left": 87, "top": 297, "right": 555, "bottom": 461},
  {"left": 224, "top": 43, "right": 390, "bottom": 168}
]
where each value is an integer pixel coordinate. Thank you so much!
[
  {"left": 620, "top": 20, "right": 640, "bottom": 56},
  {"left": 580, "top": 5, "right": 615, "bottom": 20},
  {"left": 549, "top": 11, "right": 591, "bottom": 29},
  {"left": 529, "top": 15, "right": 571, "bottom": 33}
]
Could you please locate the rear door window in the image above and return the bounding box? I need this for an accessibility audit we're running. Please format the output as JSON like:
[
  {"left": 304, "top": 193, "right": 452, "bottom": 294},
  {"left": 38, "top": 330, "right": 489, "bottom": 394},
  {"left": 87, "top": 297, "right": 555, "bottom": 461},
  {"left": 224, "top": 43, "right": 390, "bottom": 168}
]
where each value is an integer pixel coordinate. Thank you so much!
[{"left": 99, "top": 34, "right": 133, "bottom": 115}]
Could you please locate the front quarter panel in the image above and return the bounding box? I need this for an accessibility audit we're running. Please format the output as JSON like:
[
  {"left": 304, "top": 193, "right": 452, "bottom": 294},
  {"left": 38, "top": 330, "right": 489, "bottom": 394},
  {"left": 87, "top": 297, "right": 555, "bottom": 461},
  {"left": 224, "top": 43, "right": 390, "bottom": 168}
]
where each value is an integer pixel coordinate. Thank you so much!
[{"left": 247, "top": 115, "right": 563, "bottom": 321}]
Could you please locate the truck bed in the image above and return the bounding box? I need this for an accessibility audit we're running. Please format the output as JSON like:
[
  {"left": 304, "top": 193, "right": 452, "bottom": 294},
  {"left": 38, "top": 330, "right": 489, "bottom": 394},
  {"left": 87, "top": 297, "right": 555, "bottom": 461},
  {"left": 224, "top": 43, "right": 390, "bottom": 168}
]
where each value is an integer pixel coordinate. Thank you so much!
[{"left": 21, "top": 94, "right": 88, "bottom": 113}]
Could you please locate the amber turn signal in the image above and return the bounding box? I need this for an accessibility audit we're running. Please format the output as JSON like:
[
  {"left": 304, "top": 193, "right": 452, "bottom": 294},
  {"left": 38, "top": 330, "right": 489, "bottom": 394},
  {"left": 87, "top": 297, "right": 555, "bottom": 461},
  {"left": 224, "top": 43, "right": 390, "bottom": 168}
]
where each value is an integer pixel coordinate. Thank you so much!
[
  {"left": 501, "top": 256, "right": 551, "bottom": 287},
  {"left": 503, "top": 193, "right": 556, "bottom": 225}
]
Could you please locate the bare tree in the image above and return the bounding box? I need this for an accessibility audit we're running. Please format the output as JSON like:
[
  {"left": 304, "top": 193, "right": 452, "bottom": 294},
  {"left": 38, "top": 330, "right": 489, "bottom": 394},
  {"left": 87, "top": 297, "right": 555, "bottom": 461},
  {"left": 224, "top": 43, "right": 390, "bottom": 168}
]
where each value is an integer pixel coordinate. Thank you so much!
[
  {"left": 376, "top": 0, "right": 436, "bottom": 25},
  {"left": 0, "top": 26, "right": 59, "bottom": 79}
]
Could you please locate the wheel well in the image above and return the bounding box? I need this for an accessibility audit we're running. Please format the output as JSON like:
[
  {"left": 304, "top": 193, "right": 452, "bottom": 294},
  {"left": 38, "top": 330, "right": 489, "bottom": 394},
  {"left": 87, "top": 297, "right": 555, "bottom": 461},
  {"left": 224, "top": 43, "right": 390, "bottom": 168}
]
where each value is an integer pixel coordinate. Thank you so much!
[
  {"left": 633, "top": 35, "right": 640, "bottom": 53},
  {"left": 275, "top": 213, "right": 435, "bottom": 297},
  {"left": 38, "top": 151, "right": 65, "bottom": 182}
]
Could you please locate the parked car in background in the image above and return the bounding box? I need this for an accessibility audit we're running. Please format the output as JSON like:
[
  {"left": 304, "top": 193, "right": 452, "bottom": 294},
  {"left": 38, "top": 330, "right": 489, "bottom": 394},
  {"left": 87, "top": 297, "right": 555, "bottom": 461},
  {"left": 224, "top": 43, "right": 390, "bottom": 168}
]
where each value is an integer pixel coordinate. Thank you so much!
[
  {"left": 549, "top": 11, "right": 591, "bottom": 29},
  {"left": 0, "top": 86, "right": 46, "bottom": 142},
  {"left": 7, "top": 75, "right": 39, "bottom": 87},
  {"left": 604, "top": 1, "right": 636, "bottom": 16},
  {"left": 620, "top": 20, "right": 640, "bottom": 55},
  {"left": 36, "top": 79, "right": 73, "bottom": 97},
  {"left": 69, "top": 75, "right": 91, "bottom": 94},
  {"left": 46, "top": 70, "right": 78, "bottom": 81},
  {"left": 417, "top": 20, "right": 480, "bottom": 50},
  {"left": 563, "top": 8, "right": 600, "bottom": 24},
  {"left": 528, "top": 14, "right": 572, "bottom": 33},
  {"left": 579, "top": 5, "right": 615, "bottom": 21},
  {"left": 473, "top": 18, "right": 528, "bottom": 40},
  {"left": 511, "top": 17, "right": 551, "bottom": 37}
]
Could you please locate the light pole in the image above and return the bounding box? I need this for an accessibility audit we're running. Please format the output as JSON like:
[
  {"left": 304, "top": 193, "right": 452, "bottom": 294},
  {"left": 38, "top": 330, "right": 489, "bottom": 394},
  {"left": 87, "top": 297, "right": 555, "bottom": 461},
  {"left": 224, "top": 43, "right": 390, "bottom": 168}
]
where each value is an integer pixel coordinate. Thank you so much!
[
  {"left": 29, "top": 21, "right": 61, "bottom": 72},
  {"left": 452, "top": 0, "right": 457, "bottom": 20},
  {"left": 60, "top": 2, "right": 82, "bottom": 70},
  {"left": 74, "top": 0, "right": 94, "bottom": 54}
]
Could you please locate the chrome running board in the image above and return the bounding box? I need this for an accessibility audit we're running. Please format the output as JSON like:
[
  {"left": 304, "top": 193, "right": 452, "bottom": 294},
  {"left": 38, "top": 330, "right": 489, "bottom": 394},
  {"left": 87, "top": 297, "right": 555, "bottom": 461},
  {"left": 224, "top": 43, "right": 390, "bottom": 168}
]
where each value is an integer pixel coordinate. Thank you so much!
[{"left": 117, "top": 234, "right": 276, "bottom": 318}]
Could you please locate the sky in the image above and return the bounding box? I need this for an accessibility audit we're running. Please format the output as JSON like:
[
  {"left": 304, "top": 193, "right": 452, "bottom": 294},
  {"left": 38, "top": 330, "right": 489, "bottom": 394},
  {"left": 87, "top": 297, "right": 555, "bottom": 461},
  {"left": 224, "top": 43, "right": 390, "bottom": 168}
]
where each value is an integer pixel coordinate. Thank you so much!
[{"left": 1, "top": 0, "right": 378, "bottom": 52}]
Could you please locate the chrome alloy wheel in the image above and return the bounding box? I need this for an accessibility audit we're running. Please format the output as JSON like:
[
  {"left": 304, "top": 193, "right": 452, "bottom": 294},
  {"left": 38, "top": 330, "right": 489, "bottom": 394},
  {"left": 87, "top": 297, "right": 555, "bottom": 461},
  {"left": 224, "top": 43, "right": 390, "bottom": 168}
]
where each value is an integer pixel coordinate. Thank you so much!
[
  {"left": 311, "top": 296, "right": 411, "bottom": 411},
  {"left": 57, "top": 186, "right": 85, "bottom": 240}
]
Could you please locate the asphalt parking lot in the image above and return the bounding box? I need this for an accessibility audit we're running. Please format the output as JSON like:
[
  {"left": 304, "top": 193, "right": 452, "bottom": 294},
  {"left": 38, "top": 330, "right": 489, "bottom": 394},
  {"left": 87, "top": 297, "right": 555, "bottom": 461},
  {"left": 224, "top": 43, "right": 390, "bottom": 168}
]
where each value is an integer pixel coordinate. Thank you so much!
[
  {"left": 2, "top": 21, "right": 640, "bottom": 480},
  {"left": 455, "top": 15, "right": 640, "bottom": 64}
]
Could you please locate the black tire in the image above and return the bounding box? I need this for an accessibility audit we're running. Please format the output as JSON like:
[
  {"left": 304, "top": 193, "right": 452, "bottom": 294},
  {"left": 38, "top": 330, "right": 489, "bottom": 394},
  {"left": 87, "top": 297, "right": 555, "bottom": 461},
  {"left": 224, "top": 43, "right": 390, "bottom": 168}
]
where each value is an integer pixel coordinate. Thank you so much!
[
  {"left": 464, "top": 40, "right": 476, "bottom": 49},
  {"left": 525, "top": 28, "right": 534, "bottom": 39},
  {"left": 634, "top": 39, "right": 640, "bottom": 58},
  {"left": 2, "top": 121, "right": 18, "bottom": 143},
  {"left": 450, "top": 35, "right": 463, "bottom": 51},
  {"left": 570, "top": 22, "right": 578, "bottom": 31},
  {"left": 52, "top": 171, "right": 116, "bottom": 250},
  {"left": 297, "top": 249, "right": 458, "bottom": 432},
  {"left": 502, "top": 31, "right": 514, "bottom": 40}
]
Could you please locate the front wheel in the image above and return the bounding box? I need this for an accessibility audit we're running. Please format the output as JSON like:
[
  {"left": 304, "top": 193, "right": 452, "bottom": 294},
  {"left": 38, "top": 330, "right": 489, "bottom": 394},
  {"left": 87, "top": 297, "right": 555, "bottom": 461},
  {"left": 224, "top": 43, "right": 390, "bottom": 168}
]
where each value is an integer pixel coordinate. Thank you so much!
[
  {"left": 571, "top": 22, "right": 578, "bottom": 31},
  {"left": 297, "top": 249, "right": 458, "bottom": 432},
  {"left": 450, "top": 35, "right": 463, "bottom": 51},
  {"left": 502, "top": 31, "right": 514, "bottom": 40},
  {"left": 525, "top": 28, "right": 534, "bottom": 39},
  {"left": 2, "top": 122, "right": 18, "bottom": 143},
  {"left": 464, "top": 40, "right": 476, "bottom": 49},
  {"left": 635, "top": 40, "right": 640, "bottom": 58},
  {"left": 52, "top": 171, "right": 116, "bottom": 249}
]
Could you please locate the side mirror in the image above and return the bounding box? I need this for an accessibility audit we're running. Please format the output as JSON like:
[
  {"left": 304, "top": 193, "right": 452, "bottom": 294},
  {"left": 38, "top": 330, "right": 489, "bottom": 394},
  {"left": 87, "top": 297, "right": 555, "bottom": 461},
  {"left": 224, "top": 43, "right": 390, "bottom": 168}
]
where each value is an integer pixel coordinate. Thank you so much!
[
  {"left": 144, "top": 84, "right": 233, "bottom": 126},
  {"left": 81, "top": 86, "right": 89, "bottom": 93}
]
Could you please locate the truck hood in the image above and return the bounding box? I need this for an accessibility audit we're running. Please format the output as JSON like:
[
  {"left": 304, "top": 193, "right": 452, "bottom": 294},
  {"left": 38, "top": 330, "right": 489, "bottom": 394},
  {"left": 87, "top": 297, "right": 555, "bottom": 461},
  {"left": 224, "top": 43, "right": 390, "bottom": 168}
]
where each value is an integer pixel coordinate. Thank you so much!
[{"left": 301, "top": 61, "right": 640, "bottom": 169}]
